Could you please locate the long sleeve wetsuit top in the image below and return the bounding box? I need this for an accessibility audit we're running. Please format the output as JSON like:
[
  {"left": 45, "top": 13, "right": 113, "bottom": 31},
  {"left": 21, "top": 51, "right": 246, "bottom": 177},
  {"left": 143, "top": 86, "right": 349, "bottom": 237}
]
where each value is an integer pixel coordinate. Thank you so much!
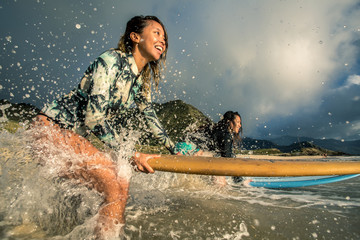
[
  {"left": 43, "top": 49, "right": 175, "bottom": 153},
  {"left": 212, "top": 127, "right": 234, "bottom": 158}
]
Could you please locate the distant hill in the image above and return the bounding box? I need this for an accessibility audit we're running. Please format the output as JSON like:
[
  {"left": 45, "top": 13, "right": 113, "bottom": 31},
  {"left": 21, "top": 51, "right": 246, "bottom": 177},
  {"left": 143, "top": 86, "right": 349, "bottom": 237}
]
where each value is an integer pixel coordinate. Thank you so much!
[
  {"left": 153, "top": 100, "right": 212, "bottom": 141},
  {"left": 268, "top": 136, "right": 360, "bottom": 156},
  {"left": 1, "top": 99, "right": 358, "bottom": 155},
  {"left": 241, "top": 137, "right": 278, "bottom": 150},
  {"left": 241, "top": 137, "right": 346, "bottom": 156},
  {"left": 277, "top": 141, "right": 347, "bottom": 156}
]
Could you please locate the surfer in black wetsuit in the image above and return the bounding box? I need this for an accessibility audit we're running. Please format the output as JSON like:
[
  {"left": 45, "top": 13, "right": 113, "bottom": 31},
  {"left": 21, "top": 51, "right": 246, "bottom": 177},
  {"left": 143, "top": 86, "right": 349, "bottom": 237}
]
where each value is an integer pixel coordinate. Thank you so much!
[
  {"left": 175, "top": 111, "right": 243, "bottom": 185},
  {"left": 211, "top": 111, "right": 242, "bottom": 158},
  {"left": 179, "top": 111, "right": 242, "bottom": 157},
  {"left": 211, "top": 111, "right": 243, "bottom": 183}
]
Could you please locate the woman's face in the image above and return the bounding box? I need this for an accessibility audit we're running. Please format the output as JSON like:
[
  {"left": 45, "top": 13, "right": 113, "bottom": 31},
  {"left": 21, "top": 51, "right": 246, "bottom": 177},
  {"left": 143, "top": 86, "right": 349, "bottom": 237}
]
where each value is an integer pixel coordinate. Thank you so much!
[
  {"left": 136, "top": 20, "right": 166, "bottom": 62},
  {"left": 230, "top": 115, "right": 242, "bottom": 134}
]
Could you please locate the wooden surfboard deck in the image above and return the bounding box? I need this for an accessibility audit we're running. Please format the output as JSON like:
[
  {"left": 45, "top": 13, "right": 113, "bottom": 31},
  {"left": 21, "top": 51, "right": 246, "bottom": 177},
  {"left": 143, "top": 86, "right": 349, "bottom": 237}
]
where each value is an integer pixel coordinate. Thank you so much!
[{"left": 148, "top": 155, "right": 360, "bottom": 177}]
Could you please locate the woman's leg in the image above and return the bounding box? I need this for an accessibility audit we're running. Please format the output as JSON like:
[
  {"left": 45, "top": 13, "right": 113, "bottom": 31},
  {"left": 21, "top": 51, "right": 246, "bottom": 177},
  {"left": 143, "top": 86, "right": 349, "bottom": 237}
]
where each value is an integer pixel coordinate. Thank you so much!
[{"left": 33, "top": 115, "right": 129, "bottom": 238}]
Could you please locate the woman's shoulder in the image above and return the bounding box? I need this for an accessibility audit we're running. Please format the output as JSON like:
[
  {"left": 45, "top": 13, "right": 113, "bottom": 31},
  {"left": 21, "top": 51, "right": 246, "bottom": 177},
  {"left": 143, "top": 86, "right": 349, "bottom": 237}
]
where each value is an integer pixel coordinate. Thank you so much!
[
  {"left": 98, "top": 49, "right": 129, "bottom": 64},
  {"left": 212, "top": 125, "right": 230, "bottom": 137}
]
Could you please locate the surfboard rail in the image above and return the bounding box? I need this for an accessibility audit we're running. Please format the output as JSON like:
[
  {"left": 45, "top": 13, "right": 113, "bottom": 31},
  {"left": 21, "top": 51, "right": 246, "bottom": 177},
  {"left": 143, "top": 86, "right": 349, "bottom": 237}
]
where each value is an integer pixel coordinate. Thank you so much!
[
  {"left": 148, "top": 155, "right": 360, "bottom": 177},
  {"left": 245, "top": 174, "right": 360, "bottom": 188}
]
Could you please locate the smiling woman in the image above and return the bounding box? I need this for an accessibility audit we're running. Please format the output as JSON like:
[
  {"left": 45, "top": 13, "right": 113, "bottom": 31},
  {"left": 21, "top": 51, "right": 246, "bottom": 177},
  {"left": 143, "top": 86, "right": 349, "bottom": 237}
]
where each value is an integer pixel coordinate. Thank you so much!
[
  {"left": 31, "top": 15, "right": 174, "bottom": 239},
  {"left": 116, "top": 16, "right": 168, "bottom": 96}
]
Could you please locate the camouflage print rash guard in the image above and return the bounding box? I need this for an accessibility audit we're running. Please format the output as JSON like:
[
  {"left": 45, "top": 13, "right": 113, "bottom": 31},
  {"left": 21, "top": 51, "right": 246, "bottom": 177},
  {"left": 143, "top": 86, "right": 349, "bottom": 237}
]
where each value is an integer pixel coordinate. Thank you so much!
[{"left": 42, "top": 49, "right": 175, "bottom": 153}]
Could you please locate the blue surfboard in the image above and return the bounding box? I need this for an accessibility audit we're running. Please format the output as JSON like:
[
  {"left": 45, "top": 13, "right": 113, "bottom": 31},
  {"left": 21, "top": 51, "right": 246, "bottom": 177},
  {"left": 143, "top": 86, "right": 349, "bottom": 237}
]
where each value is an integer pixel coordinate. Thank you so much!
[{"left": 243, "top": 174, "right": 360, "bottom": 188}]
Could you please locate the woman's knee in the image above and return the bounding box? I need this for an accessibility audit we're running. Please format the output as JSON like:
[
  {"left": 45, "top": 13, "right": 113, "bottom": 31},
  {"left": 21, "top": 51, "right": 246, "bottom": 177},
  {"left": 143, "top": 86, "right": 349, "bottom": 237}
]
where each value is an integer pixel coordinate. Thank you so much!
[
  {"left": 84, "top": 167, "right": 128, "bottom": 197},
  {"left": 102, "top": 179, "right": 129, "bottom": 202}
]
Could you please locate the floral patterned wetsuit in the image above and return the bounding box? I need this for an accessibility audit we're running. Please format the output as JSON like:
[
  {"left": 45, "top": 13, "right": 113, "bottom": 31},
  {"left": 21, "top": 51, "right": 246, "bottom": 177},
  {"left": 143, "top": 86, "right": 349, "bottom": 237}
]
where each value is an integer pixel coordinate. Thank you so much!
[{"left": 43, "top": 49, "right": 175, "bottom": 153}]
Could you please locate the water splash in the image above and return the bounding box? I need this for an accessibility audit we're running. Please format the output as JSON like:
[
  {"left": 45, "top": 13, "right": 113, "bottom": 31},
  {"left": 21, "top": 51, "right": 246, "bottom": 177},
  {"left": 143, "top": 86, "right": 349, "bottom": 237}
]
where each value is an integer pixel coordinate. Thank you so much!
[
  {"left": 1, "top": 125, "right": 360, "bottom": 239},
  {"left": 0, "top": 123, "right": 139, "bottom": 239}
]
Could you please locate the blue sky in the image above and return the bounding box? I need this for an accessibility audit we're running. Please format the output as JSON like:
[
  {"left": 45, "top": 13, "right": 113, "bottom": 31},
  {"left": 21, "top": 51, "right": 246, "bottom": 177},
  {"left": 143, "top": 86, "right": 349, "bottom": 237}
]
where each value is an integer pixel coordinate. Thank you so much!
[{"left": 0, "top": 0, "right": 359, "bottom": 141}]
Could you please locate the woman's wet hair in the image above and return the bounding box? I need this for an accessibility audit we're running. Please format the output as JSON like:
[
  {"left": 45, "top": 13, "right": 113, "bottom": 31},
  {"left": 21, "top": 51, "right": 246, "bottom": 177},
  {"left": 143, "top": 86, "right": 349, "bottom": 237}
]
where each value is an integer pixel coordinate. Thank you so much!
[
  {"left": 218, "top": 111, "right": 243, "bottom": 144},
  {"left": 116, "top": 15, "right": 168, "bottom": 95}
]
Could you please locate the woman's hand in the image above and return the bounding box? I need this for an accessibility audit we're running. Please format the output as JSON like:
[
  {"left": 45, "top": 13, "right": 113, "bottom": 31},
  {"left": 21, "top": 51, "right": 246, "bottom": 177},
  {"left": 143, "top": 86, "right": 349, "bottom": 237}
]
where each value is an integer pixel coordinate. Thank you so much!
[{"left": 131, "top": 152, "right": 160, "bottom": 173}]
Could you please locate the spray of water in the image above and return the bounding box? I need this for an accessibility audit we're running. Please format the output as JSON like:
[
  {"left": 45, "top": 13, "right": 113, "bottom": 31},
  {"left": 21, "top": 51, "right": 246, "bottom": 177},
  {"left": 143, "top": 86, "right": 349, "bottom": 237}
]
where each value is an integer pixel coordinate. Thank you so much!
[{"left": 0, "top": 120, "right": 142, "bottom": 239}]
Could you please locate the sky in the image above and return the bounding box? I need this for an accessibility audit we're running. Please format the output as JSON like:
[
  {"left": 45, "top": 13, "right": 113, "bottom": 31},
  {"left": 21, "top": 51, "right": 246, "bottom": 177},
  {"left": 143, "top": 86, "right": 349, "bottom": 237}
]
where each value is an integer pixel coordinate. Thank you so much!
[{"left": 0, "top": 0, "right": 360, "bottom": 141}]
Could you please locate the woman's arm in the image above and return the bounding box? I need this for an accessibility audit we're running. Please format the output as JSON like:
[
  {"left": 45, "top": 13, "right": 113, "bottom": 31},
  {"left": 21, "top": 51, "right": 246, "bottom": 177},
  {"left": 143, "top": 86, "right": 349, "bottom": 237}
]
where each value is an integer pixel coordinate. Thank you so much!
[
  {"left": 142, "top": 103, "right": 175, "bottom": 154},
  {"left": 222, "top": 132, "right": 234, "bottom": 158},
  {"left": 136, "top": 92, "right": 175, "bottom": 154}
]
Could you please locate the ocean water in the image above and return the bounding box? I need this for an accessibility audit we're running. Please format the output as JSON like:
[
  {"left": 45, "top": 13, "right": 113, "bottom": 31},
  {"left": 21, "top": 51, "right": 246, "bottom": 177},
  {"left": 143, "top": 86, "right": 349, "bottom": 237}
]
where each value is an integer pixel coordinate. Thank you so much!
[{"left": 1, "top": 128, "right": 360, "bottom": 240}]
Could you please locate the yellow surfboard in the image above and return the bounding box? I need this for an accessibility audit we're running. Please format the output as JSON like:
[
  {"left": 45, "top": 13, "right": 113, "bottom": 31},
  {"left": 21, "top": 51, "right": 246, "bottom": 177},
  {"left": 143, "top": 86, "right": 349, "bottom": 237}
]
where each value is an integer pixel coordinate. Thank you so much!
[{"left": 148, "top": 155, "right": 360, "bottom": 177}]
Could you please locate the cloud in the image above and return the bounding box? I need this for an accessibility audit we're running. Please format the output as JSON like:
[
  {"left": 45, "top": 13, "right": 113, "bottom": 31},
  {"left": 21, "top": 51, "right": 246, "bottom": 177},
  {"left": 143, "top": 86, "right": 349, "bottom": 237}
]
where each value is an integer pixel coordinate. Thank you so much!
[
  {"left": 158, "top": 0, "right": 360, "bottom": 139},
  {"left": 345, "top": 74, "right": 360, "bottom": 86},
  {"left": 212, "top": 2, "right": 356, "bottom": 108},
  {"left": 257, "top": 74, "right": 360, "bottom": 140},
  {"left": 323, "top": 75, "right": 360, "bottom": 122}
]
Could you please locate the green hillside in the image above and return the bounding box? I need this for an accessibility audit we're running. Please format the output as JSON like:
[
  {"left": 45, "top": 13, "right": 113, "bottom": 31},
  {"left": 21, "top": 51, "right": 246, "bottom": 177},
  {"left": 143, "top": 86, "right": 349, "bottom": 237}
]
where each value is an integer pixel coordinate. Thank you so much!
[{"left": 154, "top": 100, "right": 212, "bottom": 141}]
